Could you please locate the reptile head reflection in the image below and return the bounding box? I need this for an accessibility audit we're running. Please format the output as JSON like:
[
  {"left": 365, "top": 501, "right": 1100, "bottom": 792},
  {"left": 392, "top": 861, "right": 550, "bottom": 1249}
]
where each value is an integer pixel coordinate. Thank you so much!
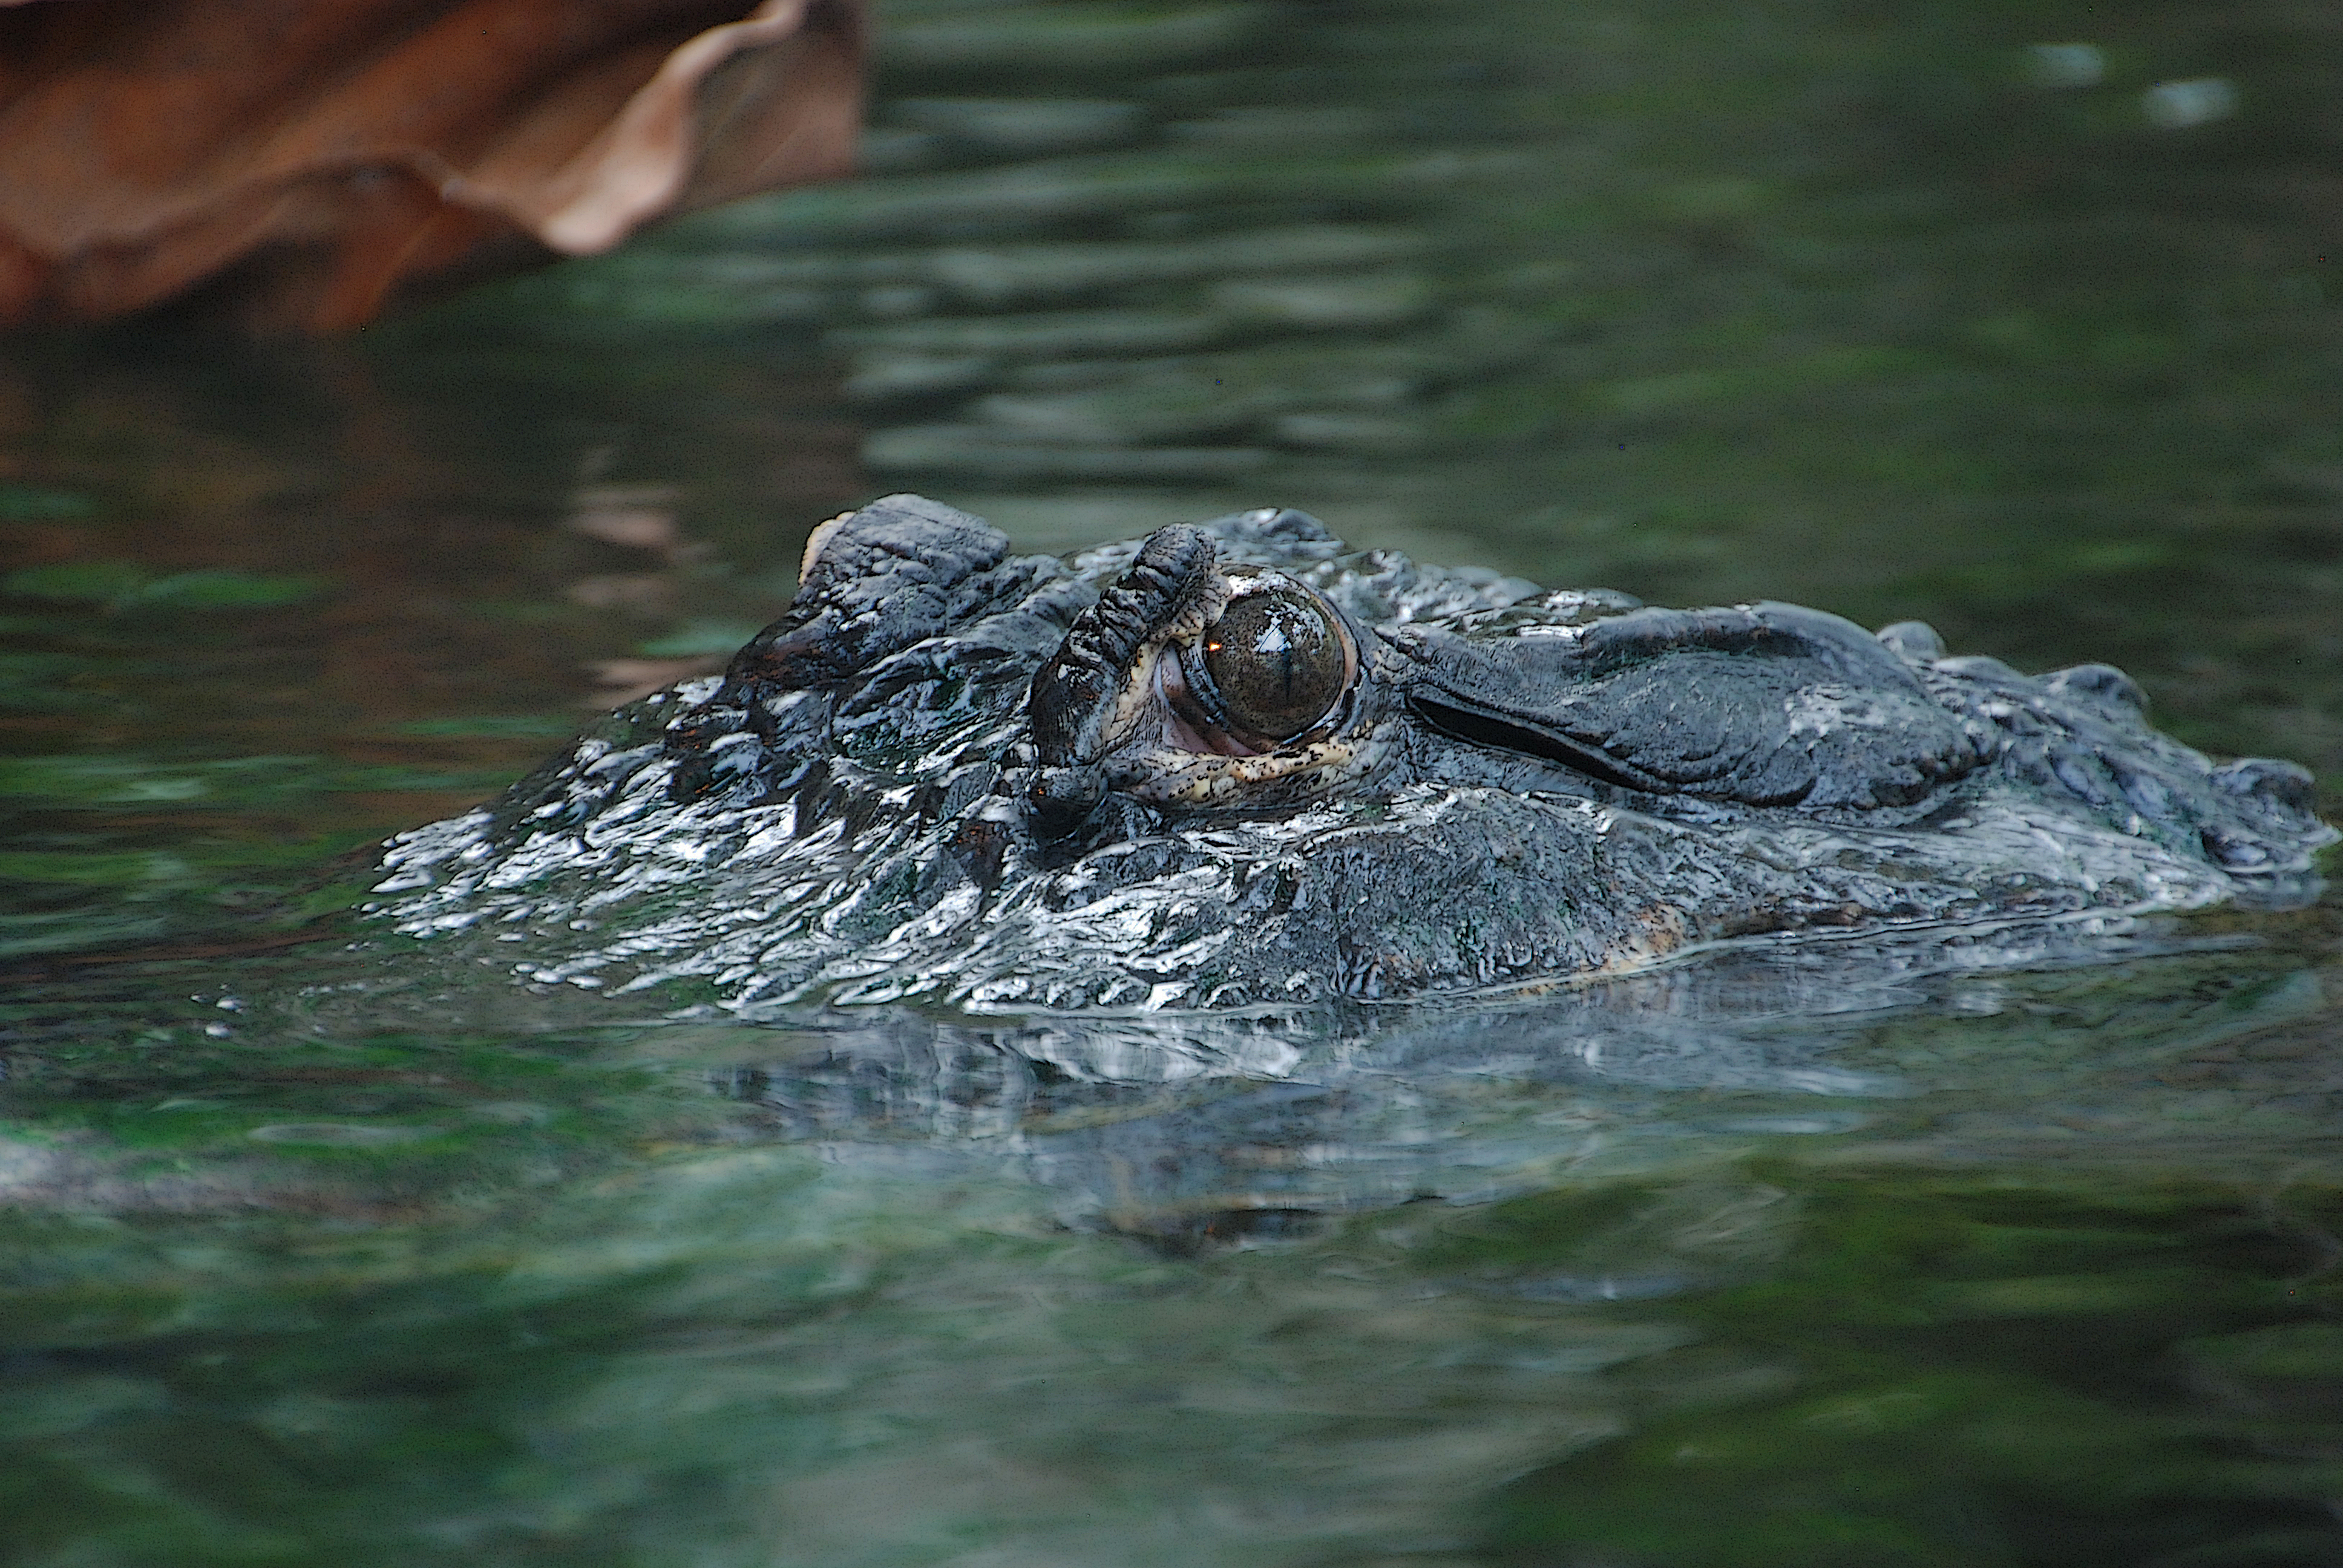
[{"left": 373, "top": 494, "right": 2335, "bottom": 1011}]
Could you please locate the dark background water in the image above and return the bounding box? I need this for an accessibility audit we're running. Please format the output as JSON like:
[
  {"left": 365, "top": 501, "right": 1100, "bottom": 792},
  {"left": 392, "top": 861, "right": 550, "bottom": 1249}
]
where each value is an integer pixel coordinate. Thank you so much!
[{"left": 2, "top": 1, "right": 2341, "bottom": 1563}]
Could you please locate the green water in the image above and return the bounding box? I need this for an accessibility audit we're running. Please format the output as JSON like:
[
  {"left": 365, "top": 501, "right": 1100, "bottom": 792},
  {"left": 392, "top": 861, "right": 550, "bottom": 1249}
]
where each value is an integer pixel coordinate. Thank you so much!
[{"left": 3, "top": 0, "right": 2342, "bottom": 1562}]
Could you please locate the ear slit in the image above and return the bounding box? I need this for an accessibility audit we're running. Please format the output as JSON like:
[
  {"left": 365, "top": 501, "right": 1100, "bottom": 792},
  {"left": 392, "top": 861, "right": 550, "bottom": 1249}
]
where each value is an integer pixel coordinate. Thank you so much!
[{"left": 1408, "top": 694, "right": 1653, "bottom": 792}]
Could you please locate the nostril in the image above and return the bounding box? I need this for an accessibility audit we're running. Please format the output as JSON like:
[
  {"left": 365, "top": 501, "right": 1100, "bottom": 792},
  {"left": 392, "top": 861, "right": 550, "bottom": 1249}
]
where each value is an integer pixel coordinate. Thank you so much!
[{"left": 2212, "top": 757, "right": 2318, "bottom": 817}]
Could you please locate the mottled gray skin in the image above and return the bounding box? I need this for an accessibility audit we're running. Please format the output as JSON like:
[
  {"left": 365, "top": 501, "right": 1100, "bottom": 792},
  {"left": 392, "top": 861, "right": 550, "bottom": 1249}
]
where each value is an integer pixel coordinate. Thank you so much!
[{"left": 373, "top": 494, "right": 2333, "bottom": 1013}]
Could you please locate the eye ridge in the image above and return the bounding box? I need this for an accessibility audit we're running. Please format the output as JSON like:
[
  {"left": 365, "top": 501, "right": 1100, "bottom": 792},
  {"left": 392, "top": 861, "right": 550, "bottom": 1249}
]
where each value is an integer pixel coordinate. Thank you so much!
[{"left": 1178, "top": 584, "right": 1352, "bottom": 748}]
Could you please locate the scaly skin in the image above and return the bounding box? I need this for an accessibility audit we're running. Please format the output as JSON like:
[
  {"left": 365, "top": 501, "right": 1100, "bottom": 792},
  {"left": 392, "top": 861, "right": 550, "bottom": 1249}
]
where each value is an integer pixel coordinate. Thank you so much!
[{"left": 370, "top": 494, "right": 2334, "bottom": 1013}]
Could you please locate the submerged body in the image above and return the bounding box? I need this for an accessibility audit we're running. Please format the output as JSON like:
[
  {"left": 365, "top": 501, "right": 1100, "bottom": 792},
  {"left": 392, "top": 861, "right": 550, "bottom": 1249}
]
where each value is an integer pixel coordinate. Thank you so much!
[{"left": 375, "top": 495, "right": 2333, "bottom": 1011}]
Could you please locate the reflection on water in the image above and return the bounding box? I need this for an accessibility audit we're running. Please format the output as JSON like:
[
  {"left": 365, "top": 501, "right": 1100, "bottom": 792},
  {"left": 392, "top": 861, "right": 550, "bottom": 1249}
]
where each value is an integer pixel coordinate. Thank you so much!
[
  {"left": 3, "top": 0, "right": 2342, "bottom": 1562},
  {"left": 5, "top": 939, "right": 2343, "bottom": 1564}
]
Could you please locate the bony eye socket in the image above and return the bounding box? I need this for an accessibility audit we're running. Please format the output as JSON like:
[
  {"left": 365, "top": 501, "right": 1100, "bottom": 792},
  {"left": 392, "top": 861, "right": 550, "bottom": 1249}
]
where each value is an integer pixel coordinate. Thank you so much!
[{"left": 1177, "top": 580, "right": 1353, "bottom": 747}]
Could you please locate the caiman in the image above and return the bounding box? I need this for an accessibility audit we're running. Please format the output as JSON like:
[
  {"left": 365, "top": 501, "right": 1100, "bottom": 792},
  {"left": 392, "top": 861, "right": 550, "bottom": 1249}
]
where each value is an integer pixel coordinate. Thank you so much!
[{"left": 371, "top": 494, "right": 2334, "bottom": 1011}]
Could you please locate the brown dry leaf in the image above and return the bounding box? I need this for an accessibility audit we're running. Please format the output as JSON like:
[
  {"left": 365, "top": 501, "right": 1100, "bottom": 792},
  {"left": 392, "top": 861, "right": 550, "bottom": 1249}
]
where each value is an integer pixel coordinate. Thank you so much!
[{"left": 0, "top": 0, "right": 863, "bottom": 332}]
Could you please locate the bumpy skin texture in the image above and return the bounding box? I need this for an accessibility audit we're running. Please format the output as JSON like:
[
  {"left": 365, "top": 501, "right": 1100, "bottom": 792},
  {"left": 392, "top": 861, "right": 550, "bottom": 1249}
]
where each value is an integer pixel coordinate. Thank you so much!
[{"left": 373, "top": 494, "right": 2335, "bottom": 1012}]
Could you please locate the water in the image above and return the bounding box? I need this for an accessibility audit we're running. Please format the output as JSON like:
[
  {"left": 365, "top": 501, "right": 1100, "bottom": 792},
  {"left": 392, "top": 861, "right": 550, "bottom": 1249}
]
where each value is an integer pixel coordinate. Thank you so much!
[{"left": 2, "top": 0, "right": 2341, "bottom": 1562}]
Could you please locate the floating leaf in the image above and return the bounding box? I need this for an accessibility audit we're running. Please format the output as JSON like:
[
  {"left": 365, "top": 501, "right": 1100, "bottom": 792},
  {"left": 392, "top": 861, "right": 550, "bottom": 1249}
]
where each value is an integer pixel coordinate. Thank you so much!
[{"left": 0, "top": 0, "right": 865, "bottom": 332}]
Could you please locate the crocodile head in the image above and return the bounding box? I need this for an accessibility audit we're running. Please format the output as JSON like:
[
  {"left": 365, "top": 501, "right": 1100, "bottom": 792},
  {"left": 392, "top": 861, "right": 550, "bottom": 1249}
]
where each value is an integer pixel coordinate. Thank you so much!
[{"left": 372, "top": 494, "right": 2332, "bottom": 1011}]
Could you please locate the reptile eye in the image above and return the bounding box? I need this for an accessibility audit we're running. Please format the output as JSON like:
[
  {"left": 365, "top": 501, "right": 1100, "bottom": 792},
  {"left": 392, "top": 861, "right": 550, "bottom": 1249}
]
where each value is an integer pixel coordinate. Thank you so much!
[{"left": 1179, "top": 584, "right": 1351, "bottom": 746}]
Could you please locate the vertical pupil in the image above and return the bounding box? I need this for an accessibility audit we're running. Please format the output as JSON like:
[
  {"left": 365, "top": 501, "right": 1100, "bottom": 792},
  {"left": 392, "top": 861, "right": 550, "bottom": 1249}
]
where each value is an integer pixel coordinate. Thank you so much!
[{"left": 1199, "top": 590, "right": 1343, "bottom": 742}]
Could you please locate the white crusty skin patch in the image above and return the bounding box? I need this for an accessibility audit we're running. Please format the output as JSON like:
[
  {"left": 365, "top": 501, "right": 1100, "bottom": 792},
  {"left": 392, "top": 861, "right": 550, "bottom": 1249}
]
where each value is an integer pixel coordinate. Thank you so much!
[{"left": 1113, "top": 725, "right": 1392, "bottom": 805}]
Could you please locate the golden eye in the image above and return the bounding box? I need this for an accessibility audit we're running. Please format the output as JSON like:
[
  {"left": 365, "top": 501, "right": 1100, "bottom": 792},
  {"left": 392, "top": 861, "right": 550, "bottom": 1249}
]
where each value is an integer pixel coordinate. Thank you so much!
[{"left": 1189, "top": 586, "right": 1348, "bottom": 745}]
